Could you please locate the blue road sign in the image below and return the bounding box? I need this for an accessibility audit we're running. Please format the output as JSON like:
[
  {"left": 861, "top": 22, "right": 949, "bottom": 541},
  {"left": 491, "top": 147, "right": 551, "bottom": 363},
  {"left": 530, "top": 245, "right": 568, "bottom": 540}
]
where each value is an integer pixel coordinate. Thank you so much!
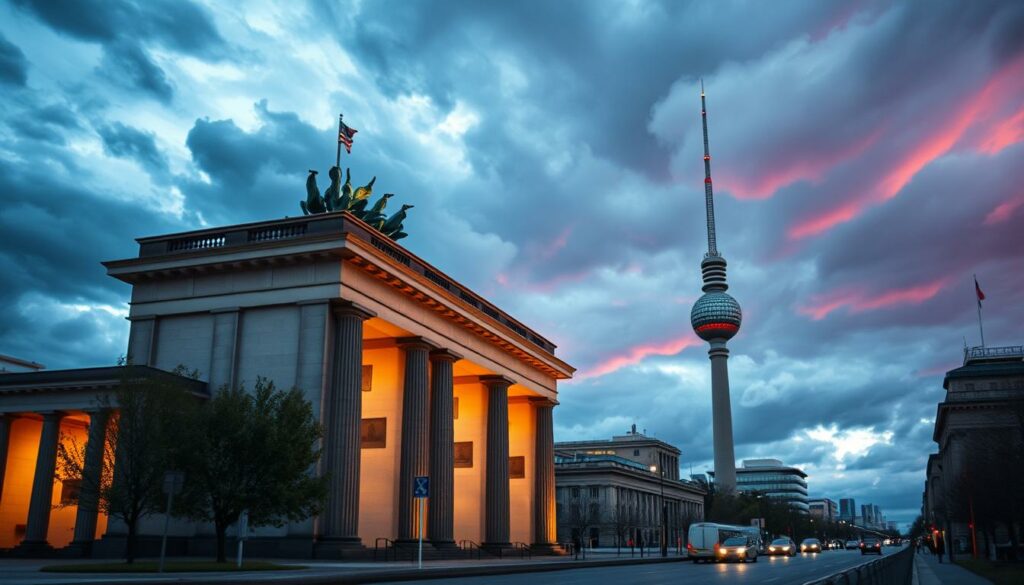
[{"left": 414, "top": 476, "right": 429, "bottom": 498}]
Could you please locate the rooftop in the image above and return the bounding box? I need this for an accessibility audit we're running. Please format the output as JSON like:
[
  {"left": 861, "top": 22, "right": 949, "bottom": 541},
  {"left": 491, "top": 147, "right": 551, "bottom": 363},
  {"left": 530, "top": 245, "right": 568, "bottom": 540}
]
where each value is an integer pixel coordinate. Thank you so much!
[{"left": 103, "top": 211, "right": 563, "bottom": 362}]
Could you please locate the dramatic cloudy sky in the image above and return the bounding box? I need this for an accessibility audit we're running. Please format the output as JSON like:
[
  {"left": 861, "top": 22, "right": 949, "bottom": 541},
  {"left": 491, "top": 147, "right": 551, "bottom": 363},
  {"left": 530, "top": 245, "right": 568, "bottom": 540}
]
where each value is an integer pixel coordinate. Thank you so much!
[{"left": 2, "top": 0, "right": 1022, "bottom": 529}]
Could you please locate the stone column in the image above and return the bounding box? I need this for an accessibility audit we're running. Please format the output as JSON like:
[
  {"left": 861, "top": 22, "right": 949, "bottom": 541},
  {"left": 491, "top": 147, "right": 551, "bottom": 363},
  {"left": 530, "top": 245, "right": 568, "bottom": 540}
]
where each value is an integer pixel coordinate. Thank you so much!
[
  {"left": 532, "top": 399, "right": 556, "bottom": 549},
  {"left": 0, "top": 414, "right": 12, "bottom": 506},
  {"left": 427, "top": 349, "right": 461, "bottom": 546},
  {"left": 126, "top": 316, "right": 157, "bottom": 366},
  {"left": 208, "top": 308, "right": 241, "bottom": 391},
  {"left": 70, "top": 410, "right": 110, "bottom": 550},
  {"left": 482, "top": 376, "right": 513, "bottom": 548},
  {"left": 22, "top": 412, "right": 64, "bottom": 547},
  {"left": 397, "top": 338, "right": 433, "bottom": 541},
  {"left": 318, "top": 301, "right": 375, "bottom": 550}
]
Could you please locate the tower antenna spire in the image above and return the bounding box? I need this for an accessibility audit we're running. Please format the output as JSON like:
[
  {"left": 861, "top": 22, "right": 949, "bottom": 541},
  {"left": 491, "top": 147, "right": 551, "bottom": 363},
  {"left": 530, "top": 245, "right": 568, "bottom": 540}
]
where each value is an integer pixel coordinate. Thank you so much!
[{"left": 700, "top": 80, "right": 718, "bottom": 257}]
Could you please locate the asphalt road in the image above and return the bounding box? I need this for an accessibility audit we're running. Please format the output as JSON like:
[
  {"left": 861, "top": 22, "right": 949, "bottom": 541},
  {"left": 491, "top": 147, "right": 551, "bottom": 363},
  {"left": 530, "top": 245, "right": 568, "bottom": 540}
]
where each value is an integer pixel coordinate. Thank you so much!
[{"left": 378, "top": 548, "right": 899, "bottom": 585}]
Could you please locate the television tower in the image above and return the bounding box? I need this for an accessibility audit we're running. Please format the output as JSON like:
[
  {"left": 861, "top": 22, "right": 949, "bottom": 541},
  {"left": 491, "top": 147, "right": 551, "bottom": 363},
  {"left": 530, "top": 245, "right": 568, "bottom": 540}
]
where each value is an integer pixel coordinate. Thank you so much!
[{"left": 690, "top": 81, "right": 742, "bottom": 492}]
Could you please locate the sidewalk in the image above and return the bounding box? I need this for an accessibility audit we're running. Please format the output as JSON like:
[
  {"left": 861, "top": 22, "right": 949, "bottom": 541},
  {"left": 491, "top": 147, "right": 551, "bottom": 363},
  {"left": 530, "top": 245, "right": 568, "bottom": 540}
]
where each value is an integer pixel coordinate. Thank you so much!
[
  {"left": 0, "top": 553, "right": 689, "bottom": 585},
  {"left": 914, "top": 552, "right": 993, "bottom": 585}
]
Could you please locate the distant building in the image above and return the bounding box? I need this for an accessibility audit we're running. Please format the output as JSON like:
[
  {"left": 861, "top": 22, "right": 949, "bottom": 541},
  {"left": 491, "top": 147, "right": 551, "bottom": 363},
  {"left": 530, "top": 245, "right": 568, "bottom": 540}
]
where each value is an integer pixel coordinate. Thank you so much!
[
  {"left": 808, "top": 498, "right": 838, "bottom": 522},
  {"left": 712, "top": 458, "right": 809, "bottom": 514},
  {"left": 839, "top": 498, "right": 857, "bottom": 522},
  {"left": 555, "top": 428, "right": 705, "bottom": 548},
  {"left": 861, "top": 504, "right": 874, "bottom": 528},
  {"left": 924, "top": 344, "right": 1024, "bottom": 557},
  {"left": 0, "top": 355, "right": 44, "bottom": 374}
]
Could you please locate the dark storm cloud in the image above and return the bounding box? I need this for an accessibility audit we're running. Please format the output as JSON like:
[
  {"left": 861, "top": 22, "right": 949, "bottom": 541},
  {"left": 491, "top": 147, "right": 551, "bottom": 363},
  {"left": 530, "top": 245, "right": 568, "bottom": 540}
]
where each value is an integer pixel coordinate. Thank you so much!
[
  {"left": 11, "top": 0, "right": 224, "bottom": 56},
  {"left": 7, "top": 103, "right": 81, "bottom": 144},
  {"left": 98, "top": 123, "right": 169, "bottom": 176},
  {"left": 0, "top": 31, "right": 27, "bottom": 85},
  {"left": 98, "top": 122, "right": 169, "bottom": 175},
  {"left": 100, "top": 41, "right": 174, "bottom": 103}
]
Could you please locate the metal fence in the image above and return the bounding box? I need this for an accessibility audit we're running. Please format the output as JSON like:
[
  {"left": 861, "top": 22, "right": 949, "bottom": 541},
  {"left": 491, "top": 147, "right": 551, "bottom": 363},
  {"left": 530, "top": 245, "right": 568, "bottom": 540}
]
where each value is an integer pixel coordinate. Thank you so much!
[{"left": 804, "top": 546, "right": 913, "bottom": 585}]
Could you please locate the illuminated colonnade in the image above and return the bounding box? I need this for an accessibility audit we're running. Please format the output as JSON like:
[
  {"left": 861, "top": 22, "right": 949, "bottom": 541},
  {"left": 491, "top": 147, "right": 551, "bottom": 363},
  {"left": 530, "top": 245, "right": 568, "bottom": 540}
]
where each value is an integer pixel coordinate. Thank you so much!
[{"left": 0, "top": 212, "right": 573, "bottom": 557}]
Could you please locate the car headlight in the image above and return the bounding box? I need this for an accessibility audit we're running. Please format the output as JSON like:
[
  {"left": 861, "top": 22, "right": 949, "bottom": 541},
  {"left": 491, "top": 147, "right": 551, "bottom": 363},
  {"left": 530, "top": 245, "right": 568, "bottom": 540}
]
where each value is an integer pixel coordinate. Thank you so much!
[
  {"left": 769, "top": 547, "right": 776, "bottom": 551},
  {"left": 782, "top": 546, "right": 790, "bottom": 550},
  {"left": 737, "top": 547, "right": 746, "bottom": 554}
]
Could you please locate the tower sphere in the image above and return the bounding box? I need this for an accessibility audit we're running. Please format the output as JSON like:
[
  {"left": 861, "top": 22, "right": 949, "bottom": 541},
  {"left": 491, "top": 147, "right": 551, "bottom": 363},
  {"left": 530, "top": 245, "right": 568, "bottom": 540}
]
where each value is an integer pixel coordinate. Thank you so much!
[{"left": 690, "top": 291, "right": 742, "bottom": 341}]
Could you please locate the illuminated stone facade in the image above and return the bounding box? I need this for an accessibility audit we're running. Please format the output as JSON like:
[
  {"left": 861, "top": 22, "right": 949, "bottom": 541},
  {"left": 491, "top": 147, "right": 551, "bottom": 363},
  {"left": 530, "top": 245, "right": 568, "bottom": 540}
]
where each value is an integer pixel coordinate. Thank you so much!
[{"left": 0, "top": 212, "right": 573, "bottom": 557}]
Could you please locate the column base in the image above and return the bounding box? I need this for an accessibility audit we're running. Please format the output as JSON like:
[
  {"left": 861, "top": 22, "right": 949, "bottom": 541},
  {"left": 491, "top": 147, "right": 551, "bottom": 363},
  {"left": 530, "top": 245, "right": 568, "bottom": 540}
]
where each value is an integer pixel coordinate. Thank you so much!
[
  {"left": 12, "top": 540, "right": 55, "bottom": 558},
  {"left": 62, "top": 540, "right": 94, "bottom": 558},
  {"left": 313, "top": 537, "right": 365, "bottom": 560},
  {"left": 430, "top": 539, "right": 458, "bottom": 550},
  {"left": 530, "top": 542, "right": 564, "bottom": 555}
]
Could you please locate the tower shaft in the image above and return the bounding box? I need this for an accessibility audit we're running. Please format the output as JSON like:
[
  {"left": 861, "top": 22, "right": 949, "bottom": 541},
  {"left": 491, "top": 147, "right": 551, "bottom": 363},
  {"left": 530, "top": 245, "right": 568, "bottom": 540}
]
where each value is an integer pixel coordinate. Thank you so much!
[{"left": 709, "top": 342, "right": 737, "bottom": 491}]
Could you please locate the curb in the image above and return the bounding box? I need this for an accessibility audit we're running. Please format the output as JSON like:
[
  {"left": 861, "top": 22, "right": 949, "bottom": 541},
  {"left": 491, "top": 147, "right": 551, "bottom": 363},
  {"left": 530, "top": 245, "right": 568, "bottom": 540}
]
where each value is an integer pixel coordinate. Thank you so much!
[{"left": 45, "top": 556, "right": 690, "bottom": 585}]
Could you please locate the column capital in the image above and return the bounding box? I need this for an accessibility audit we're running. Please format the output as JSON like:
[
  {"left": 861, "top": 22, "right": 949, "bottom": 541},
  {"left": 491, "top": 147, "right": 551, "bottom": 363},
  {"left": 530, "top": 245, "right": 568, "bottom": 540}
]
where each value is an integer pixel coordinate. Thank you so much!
[
  {"left": 331, "top": 299, "right": 377, "bottom": 320},
  {"left": 480, "top": 374, "right": 515, "bottom": 389},
  {"left": 397, "top": 336, "right": 438, "bottom": 351},
  {"left": 527, "top": 396, "right": 558, "bottom": 408},
  {"left": 429, "top": 348, "right": 463, "bottom": 363},
  {"left": 38, "top": 411, "right": 67, "bottom": 423}
]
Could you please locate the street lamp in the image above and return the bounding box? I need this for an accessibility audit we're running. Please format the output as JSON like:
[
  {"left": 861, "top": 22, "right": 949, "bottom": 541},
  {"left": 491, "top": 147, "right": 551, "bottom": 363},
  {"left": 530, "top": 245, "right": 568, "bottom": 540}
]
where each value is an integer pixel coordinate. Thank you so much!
[{"left": 650, "top": 465, "right": 667, "bottom": 557}]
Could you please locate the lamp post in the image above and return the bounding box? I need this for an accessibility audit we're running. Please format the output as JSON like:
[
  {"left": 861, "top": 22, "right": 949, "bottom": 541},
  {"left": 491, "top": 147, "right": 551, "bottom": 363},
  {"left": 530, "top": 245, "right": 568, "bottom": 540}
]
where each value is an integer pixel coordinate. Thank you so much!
[{"left": 650, "top": 465, "right": 667, "bottom": 557}]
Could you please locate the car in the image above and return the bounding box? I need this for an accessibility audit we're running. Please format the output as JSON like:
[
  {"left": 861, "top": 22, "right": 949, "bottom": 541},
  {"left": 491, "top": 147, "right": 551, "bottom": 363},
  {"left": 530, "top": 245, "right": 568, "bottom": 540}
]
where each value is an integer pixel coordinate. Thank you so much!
[
  {"left": 860, "top": 537, "right": 883, "bottom": 555},
  {"left": 716, "top": 536, "right": 759, "bottom": 563},
  {"left": 766, "top": 537, "right": 797, "bottom": 556},
  {"left": 800, "top": 538, "right": 823, "bottom": 553},
  {"left": 830, "top": 539, "right": 844, "bottom": 550},
  {"left": 845, "top": 539, "right": 860, "bottom": 550}
]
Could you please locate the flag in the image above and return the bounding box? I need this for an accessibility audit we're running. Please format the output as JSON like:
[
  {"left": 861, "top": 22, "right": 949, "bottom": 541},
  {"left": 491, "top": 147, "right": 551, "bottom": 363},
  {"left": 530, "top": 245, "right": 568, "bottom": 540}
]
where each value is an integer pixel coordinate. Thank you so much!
[
  {"left": 974, "top": 276, "right": 985, "bottom": 307},
  {"left": 338, "top": 120, "right": 357, "bottom": 154}
]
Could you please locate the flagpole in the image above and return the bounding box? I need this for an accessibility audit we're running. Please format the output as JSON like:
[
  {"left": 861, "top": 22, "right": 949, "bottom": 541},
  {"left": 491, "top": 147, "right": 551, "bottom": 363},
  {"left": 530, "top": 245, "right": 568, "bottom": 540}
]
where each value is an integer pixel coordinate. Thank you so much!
[
  {"left": 974, "top": 274, "right": 985, "bottom": 348},
  {"left": 336, "top": 114, "right": 344, "bottom": 169}
]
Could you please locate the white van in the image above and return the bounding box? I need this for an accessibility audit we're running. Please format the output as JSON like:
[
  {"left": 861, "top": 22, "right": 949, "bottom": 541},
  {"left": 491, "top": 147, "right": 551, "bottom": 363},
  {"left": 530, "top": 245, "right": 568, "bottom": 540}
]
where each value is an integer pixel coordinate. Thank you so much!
[{"left": 687, "top": 522, "right": 762, "bottom": 562}]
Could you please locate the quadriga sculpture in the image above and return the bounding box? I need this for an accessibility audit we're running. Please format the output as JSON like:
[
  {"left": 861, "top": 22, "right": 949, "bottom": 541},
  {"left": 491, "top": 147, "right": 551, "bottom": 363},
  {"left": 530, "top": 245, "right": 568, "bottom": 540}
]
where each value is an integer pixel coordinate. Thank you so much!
[{"left": 299, "top": 166, "right": 411, "bottom": 241}]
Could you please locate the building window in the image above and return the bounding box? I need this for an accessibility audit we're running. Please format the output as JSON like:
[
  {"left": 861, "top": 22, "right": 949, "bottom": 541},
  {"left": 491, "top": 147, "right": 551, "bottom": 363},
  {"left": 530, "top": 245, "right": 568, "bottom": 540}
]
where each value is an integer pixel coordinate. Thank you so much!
[
  {"left": 633, "top": 449, "right": 640, "bottom": 456},
  {"left": 509, "top": 456, "right": 526, "bottom": 479},
  {"left": 965, "top": 383, "right": 975, "bottom": 390},
  {"left": 361, "top": 365, "right": 373, "bottom": 392},
  {"left": 453, "top": 396, "right": 459, "bottom": 420},
  {"left": 454, "top": 441, "right": 473, "bottom": 467},
  {"left": 589, "top": 487, "right": 600, "bottom": 499},
  {"left": 360, "top": 417, "right": 386, "bottom": 448}
]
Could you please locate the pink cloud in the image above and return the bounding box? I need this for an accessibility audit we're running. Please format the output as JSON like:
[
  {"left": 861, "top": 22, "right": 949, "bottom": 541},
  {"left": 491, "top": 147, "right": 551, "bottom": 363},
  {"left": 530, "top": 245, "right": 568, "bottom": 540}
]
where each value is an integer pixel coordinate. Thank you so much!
[
  {"left": 984, "top": 196, "right": 1024, "bottom": 225},
  {"left": 722, "top": 128, "right": 882, "bottom": 200},
  {"left": 977, "top": 107, "right": 1024, "bottom": 155},
  {"left": 798, "top": 277, "right": 949, "bottom": 321},
  {"left": 577, "top": 335, "right": 702, "bottom": 380},
  {"left": 788, "top": 54, "right": 1024, "bottom": 240}
]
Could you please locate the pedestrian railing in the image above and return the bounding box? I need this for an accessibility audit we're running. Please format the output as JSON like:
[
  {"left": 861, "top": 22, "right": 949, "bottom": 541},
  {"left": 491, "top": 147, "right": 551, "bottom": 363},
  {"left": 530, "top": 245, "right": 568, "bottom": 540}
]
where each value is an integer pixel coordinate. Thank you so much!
[
  {"left": 803, "top": 546, "right": 913, "bottom": 585},
  {"left": 459, "top": 539, "right": 485, "bottom": 559},
  {"left": 373, "top": 537, "right": 397, "bottom": 562}
]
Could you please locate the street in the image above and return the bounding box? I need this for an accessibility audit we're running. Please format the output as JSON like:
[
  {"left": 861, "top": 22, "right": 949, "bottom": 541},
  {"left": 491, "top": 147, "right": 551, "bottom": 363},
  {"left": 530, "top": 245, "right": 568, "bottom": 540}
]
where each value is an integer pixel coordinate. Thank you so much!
[{"left": 379, "top": 548, "right": 899, "bottom": 585}]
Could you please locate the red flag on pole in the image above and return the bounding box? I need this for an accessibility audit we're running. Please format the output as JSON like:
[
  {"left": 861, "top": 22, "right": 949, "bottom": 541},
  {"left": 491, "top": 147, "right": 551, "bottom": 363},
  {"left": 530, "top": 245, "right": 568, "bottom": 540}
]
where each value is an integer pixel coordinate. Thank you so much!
[{"left": 974, "top": 277, "right": 985, "bottom": 306}]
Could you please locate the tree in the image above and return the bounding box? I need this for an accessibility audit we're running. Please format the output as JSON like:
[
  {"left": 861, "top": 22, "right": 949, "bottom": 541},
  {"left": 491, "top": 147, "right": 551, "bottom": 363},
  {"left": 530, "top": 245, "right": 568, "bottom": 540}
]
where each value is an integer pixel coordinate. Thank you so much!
[
  {"left": 558, "top": 488, "right": 601, "bottom": 552},
  {"left": 56, "top": 366, "right": 196, "bottom": 563},
  {"left": 174, "top": 379, "right": 327, "bottom": 562},
  {"left": 608, "top": 491, "right": 640, "bottom": 554}
]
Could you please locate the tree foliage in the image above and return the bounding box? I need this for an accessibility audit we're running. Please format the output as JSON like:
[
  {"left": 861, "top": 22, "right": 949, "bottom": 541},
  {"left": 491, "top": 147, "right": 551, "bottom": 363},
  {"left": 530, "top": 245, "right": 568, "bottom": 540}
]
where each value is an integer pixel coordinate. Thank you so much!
[
  {"left": 173, "top": 379, "right": 327, "bottom": 562},
  {"left": 56, "top": 366, "right": 196, "bottom": 563}
]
